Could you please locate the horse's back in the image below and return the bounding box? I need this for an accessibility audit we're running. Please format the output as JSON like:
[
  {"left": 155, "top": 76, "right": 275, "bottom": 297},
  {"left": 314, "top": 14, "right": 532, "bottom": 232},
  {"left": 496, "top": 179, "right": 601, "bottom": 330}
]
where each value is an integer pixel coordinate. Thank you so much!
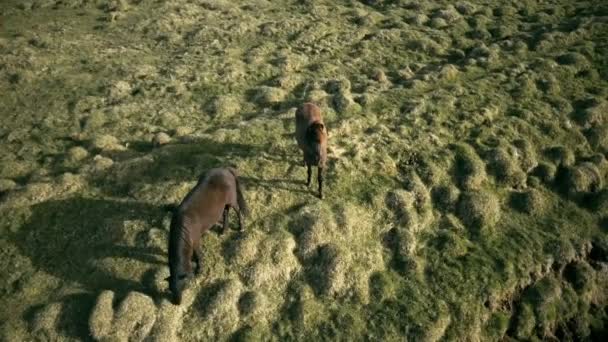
[
  {"left": 295, "top": 102, "right": 322, "bottom": 146},
  {"left": 198, "top": 168, "right": 237, "bottom": 204},
  {"left": 177, "top": 168, "right": 237, "bottom": 228}
]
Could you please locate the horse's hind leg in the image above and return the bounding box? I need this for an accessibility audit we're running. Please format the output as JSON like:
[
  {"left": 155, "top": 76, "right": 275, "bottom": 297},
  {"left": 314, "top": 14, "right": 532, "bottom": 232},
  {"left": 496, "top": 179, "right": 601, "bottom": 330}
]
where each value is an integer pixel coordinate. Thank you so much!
[
  {"left": 318, "top": 166, "right": 324, "bottom": 199},
  {"left": 221, "top": 205, "right": 230, "bottom": 235},
  {"left": 306, "top": 164, "right": 312, "bottom": 187}
]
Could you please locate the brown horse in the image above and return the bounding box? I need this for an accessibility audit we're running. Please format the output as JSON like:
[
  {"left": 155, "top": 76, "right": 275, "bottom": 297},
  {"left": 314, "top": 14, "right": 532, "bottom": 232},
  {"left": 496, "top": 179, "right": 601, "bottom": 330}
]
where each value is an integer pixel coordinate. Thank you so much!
[
  {"left": 166, "top": 167, "right": 247, "bottom": 305},
  {"left": 295, "top": 102, "right": 328, "bottom": 199}
]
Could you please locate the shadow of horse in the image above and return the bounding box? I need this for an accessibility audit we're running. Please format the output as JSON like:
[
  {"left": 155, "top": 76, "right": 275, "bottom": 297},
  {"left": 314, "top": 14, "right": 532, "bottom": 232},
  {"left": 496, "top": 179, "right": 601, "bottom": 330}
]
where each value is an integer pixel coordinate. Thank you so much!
[
  {"left": 11, "top": 198, "right": 168, "bottom": 296},
  {"left": 91, "top": 137, "right": 261, "bottom": 196},
  {"left": 9, "top": 197, "right": 171, "bottom": 338},
  {"left": 240, "top": 175, "right": 309, "bottom": 194}
]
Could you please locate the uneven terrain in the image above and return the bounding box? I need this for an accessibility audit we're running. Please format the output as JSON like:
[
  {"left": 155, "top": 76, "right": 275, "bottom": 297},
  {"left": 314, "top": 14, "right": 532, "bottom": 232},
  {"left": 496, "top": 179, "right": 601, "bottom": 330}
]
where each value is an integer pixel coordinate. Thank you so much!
[{"left": 1, "top": 0, "right": 608, "bottom": 340}]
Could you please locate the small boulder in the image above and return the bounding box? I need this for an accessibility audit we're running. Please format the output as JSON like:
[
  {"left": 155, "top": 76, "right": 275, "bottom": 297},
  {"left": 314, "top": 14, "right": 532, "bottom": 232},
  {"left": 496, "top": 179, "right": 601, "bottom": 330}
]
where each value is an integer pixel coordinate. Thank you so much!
[
  {"left": 152, "top": 132, "right": 171, "bottom": 146},
  {"left": 67, "top": 146, "right": 89, "bottom": 162},
  {"left": 92, "top": 155, "right": 114, "bottom": 170},
  {"left": 108, "top": 80, "right": 132, "bottom": 104},
  {"left": 173, "top": 126, "right": 194, "bottom": 137},
  {"left": 429, "top": 17, "right": 449, "bottom": 29},
  {"left": 91, "top": 134, "right": 125, "bottom": 151},
  {"left": 371, "top": 68, "right": 389, "bottom": 83},
  {"left": 0, "top": 178, "right": 18, "bottom": 192}
]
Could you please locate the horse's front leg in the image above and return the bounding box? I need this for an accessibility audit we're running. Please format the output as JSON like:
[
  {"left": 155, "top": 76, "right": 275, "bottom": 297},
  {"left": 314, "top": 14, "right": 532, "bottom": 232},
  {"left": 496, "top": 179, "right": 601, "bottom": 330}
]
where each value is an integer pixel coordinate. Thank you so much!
[
  {"left": 192, "top": 245, "right": 202, "bottom": 275},
  {"left": 221, "top": 206, "right": 229, "bottom": 235},
  {"left": 318, "top": 166, "right": 324, "bottom": 199},
  {"left": 306, "top": 164, "right": 312, "bottom": 187},
  {"left": 237, "top": 208, "right": 244, "bottom": 231}
]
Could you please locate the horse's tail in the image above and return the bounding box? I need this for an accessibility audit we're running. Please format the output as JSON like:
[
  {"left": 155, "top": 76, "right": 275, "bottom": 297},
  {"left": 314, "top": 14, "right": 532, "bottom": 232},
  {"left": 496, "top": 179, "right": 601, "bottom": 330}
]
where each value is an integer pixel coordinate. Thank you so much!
[
  {"left": 228, "top": 167, "right": 249, "bottom": 216},
  {"left": 300, "top": 81, "right": 310, "bottom": 101}
]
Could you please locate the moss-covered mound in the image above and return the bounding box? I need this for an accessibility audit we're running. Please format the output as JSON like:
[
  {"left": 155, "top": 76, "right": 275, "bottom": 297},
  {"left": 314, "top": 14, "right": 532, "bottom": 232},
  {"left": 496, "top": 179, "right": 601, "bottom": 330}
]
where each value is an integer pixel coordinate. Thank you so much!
[{"left": 1, "top": 0, "right": 608, "bottom": 340}]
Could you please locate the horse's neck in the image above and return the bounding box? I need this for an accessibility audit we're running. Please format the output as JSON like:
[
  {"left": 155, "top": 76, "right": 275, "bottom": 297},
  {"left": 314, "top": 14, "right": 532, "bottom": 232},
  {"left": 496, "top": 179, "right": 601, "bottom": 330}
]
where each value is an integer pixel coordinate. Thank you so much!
[{"left": 169, "top": 220, "right": 189, "bottom": 273}]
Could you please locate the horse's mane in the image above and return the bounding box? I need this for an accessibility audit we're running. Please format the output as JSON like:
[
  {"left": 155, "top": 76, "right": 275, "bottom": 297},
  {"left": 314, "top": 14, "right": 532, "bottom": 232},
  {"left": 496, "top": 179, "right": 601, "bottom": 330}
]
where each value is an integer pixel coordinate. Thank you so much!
[{"left": 306, "top": 121, "right": 326, "bottom": 142}]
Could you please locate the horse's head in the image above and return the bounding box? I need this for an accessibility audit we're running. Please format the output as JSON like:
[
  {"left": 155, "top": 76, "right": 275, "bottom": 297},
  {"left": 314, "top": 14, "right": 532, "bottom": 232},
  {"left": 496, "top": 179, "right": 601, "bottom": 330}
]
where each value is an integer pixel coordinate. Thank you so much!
[
  {"left": 166, "top": 273, "right": 190, "bottom": 305},
  {"left": 306, "top": 122, "right": 327, "bottom": 165},
  {"left": 307, "top": 122, "right": 326, "bottom": 142}
]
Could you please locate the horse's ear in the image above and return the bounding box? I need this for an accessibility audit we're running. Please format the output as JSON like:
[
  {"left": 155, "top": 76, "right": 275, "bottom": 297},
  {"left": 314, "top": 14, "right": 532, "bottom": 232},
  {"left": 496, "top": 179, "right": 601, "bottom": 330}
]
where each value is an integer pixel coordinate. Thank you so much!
[
  {"left": 227, "top": 166, "right": 238, "bottom": 177},
  {"left": 163, "top": 204, "right": 177, "bottom": 214}
]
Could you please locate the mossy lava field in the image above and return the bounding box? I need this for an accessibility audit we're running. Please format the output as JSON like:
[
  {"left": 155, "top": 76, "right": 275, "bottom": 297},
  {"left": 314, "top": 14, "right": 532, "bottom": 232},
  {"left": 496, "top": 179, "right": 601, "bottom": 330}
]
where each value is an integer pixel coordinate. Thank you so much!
[{"left": 1, "top": 0, "right": 608, "bottom": 340}]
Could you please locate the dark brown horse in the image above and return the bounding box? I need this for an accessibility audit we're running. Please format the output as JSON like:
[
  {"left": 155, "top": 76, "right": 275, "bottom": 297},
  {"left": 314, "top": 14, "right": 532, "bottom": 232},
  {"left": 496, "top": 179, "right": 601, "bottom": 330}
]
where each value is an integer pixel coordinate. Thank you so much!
[
  {"left": 295, "top": 102, "right": 328, "bottom": 198},
  {"left": 166, "top": 167, "right": 247, "bottom": 305}
]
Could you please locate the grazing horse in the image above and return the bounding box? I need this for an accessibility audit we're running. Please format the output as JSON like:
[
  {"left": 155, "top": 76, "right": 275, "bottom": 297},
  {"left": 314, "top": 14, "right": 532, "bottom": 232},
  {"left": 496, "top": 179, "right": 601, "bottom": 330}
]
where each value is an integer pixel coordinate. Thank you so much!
[
  {"left": 166, "top": 167, "right": 247, "bottom": 305},
  {"left": 295, "top": 102, "right": 328, "bottom": 199}
]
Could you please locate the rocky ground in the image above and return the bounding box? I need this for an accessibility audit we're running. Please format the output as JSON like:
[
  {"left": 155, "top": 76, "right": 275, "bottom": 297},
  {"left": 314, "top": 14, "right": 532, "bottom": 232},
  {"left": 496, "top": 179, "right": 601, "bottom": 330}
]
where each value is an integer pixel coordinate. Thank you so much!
[{"left": 1, "top": 0, "right": 608, "bottom": 340}]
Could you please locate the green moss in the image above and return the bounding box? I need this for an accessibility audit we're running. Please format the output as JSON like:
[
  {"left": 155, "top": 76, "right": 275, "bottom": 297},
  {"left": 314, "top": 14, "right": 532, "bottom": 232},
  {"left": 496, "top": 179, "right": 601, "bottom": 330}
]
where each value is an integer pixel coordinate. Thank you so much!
[
  {"left": 368, "top": 272, "right": 397, "bottom": 302},
  {"left": 90, "top": 134, "right": 125, "bottom": 152},
  {"left": 487, "top": 147, "right": 527, "bottom": 187},
  {"left": 210, "top": 95, "right": 241, "bottom": 119},
  {"left": 510, "top": 189, "right": 548, "bottom": 216},
  {"left": 432, "top": 230, "right": 469, "bottom": 258},
  {"left": 431, "top": 184, "right": 460, "bottom": 212},
  {"left": 484, "top": 312, "right": 510, "bottom": 340},
  {"left": 586, "top": 124, "right": 608, "bottom": 153},
  {"left": 452, "top": 143, "right": 487, "bottom": 191},
  {"left": 513, "top": 303, "right": 536, "bottom": 339},
  {"left": 592, "top": 190, "right": 608, "bottom": 213},
  {"left": 532, "top": 162, "right": 557, "bottom": 184},
  {"left": 545, "top": 146, "right": 575, "bottom": 167},
  {"left": 564, "top": 261, "right": 595, "bottom": 295},
  {"left": 457, "top": 191, "right": 501, "bottom": 234},
  {"left": 2, "top": 0, "right": 608, "bottom": 340},
  {"left": 563, "top": 163, "right": 603, "bottom": 198},
  {"left": 0, "top": 179, "right": 18, "bottom": 192},
  {"left": 82, "top": 111, "right": 106, "bottom": 131},
  {"left": 253, "top": 86, "right": 286, "bottom": 105}
]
